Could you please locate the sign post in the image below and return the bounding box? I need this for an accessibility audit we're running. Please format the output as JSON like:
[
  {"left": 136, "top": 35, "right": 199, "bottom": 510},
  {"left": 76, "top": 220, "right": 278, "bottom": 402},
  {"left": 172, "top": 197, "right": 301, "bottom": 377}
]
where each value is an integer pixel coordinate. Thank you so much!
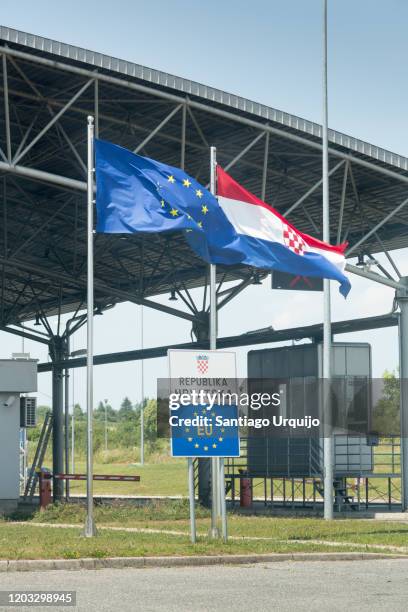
[
  {"left": 168, "top": 349, "right": 239, "bottom": 543},
  {"left": 187, "top": 457, "right": 196, "bottom": 543},
  {"left": 219, "top": 457, "right": 227, "bottom": 542}
]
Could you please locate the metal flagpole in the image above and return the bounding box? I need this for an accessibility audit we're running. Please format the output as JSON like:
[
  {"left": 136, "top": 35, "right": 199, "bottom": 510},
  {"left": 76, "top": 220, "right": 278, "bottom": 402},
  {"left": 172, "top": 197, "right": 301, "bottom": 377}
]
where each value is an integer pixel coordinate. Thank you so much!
[
  {"left": 140, "top": 304, "right": 144, "bottom": 465},
  {"left": 209, "top": 146, "right": 220, "bottom": 538},
  {"left": 188, "top": 457, "right": 196, "bottom": 542},
  {"left": 322, "top": 0, "right": 333, "bottom": 521},
  {"left": 83, "top": 115, "right": 97, "bottom": 537},
  {"left": 219, "top": 457, "right": 227, "bottom": 542}
]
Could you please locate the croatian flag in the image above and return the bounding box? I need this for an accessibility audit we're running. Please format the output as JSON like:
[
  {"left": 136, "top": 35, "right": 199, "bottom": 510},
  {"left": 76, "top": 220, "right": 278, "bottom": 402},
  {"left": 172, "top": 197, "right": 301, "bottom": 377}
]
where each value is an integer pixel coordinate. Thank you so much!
[{"left": 212, "top": 166, "right": 351, "bottom": 297}]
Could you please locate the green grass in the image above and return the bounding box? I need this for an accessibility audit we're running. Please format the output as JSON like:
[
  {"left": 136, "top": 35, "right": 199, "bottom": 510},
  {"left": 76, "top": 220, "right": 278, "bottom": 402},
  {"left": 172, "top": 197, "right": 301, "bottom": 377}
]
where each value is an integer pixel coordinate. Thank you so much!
[
  {"left": 1, "top": 522, "right": 388, "bottom": 560},
  {"left": 0, "top": 500, "right": 408, "bottom": 558},
  {"left": 25, "top": 499, "right": 209, "bottom": 524}
]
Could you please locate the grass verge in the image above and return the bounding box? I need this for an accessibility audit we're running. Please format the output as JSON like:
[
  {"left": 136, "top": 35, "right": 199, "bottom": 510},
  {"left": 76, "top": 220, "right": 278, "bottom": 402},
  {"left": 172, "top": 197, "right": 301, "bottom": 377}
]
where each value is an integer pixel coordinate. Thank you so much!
[
  {"left": 3, "top": 500, "right": 408, "bottom": 557},
  {"left": 0, "top": 523, "right": 402, "bottom": 560}
]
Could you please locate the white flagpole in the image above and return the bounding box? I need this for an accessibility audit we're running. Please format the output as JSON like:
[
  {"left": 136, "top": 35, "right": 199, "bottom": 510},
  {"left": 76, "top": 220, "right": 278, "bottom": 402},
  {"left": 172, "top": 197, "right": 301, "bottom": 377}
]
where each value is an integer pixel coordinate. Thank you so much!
[
  {"left": 84, "top": 116, "right": 97, "bottom": 537},
  {"left": 209, "top": 146, "right": 221, "bottom": 539},
  {"left": 322, "top": 0, "right": 334, "bottom": 520},
  {"left": 140, "top": 304, "right": 145, "bottom": 465}
]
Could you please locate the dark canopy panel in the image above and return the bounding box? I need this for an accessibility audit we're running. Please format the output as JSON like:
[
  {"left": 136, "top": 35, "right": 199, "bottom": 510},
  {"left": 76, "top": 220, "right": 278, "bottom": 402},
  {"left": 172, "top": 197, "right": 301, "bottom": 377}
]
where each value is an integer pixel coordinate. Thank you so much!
[{"left": 0, "top": 26, "right": 407, "bottom": 326}]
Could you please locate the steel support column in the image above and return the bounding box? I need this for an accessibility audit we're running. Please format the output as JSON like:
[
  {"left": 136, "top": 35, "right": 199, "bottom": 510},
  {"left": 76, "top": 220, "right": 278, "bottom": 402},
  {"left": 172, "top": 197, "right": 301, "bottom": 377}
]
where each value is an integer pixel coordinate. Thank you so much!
[
  {"left": 64, "top": 335, "right": 70, "bottom": 498},
  {"left": 50, "top": 335, "right": 65, "bottom": 501},
  {"left": 397, "top": 277, "right": 408, "bottom": 511}
]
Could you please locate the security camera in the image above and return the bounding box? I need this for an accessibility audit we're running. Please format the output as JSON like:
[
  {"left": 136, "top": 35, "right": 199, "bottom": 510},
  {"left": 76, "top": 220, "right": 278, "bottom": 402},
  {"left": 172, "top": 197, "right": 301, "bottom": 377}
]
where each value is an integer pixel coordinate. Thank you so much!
[{"left": 3, "top": 395, "right": 16, "bottom": 407}]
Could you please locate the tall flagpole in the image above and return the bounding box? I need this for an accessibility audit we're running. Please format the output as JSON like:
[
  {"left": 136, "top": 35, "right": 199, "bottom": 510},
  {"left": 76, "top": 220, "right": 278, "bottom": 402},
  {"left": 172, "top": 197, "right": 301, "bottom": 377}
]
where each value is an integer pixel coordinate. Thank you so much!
[
  {"left": 209, "top": 146, "right": 220, "bottom": 538},
  {"left": 140, "top": 304, "right": 145, "bottom": 465},
  {"left": 322, "top": 0, "right": 333, "bottom": 520},
  {"left": 84, "top": 116, "right": 97, "bottom": 537}
]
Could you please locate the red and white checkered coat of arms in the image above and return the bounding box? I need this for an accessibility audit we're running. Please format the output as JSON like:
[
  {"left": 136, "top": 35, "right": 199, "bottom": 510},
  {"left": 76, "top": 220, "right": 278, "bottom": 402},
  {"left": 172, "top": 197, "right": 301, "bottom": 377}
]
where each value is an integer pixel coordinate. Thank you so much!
[
  {"left": 282, "top": 223, "right": 307, "bottom": 256},
  {"left": 196, "top": 355, "right": 209, "bottom": 374}
]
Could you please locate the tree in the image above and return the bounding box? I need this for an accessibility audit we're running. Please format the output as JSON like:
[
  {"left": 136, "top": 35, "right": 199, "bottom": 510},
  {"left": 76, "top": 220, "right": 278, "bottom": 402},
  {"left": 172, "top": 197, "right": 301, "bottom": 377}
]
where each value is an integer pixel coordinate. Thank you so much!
[
  {"left": 73, "top": 403, "right": 85, "bottom": 420},
  {"left": 105, "top": 402, "right": 117, "bottom": 422},
  {"left": 372, "top": 370, "right": 400, "bottom": 436},
  {"left": 95, "top": 400, "right": 105, "bottom": 420},
  {"left": 144, "top": 399, "right": 157, "bottom": 443},
  {"left": 94, "top": 400, "right": 117, "bottom": 422},
  {"left": 118, "top": 397, "right": 135, "bottom": 422}
]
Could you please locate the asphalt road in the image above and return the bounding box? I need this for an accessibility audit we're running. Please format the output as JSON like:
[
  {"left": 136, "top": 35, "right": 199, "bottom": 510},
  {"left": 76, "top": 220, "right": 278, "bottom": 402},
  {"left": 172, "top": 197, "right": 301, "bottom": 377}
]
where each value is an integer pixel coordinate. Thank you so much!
[{"left": 0, "top": 559, "right": 407, "bottom": 611}]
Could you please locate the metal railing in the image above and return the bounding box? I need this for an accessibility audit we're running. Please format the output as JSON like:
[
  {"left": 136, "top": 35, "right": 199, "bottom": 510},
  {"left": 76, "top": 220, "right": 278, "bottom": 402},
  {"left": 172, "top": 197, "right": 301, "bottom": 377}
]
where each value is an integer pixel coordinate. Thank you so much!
[{"left": 223, "top": 435, "right": 401, "bottom": 509}]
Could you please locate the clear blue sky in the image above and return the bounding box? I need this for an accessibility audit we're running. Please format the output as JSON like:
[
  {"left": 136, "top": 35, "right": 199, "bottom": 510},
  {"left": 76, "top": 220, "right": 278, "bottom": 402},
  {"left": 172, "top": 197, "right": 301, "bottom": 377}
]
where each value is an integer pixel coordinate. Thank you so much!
[{"left": 1, "top": 0, "right": 407, "bottom": 409}]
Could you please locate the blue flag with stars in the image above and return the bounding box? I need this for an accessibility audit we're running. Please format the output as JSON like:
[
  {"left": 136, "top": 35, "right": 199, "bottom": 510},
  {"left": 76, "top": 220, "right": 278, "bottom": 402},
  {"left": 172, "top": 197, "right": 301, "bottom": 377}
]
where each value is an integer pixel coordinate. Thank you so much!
[
  {"left": 95, "top": 139, "right": 217, "bottom": 239},
  {"left": 95, "top": 139, "right": 247, "bottom": 267}
]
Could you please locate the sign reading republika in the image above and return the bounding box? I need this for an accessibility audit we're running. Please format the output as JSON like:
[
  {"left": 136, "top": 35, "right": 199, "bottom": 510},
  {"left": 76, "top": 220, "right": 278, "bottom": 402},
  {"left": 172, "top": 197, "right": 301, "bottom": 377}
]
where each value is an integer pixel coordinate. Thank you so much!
[{"left": 168, "top": 349, "right": 240, "bottom": 458}]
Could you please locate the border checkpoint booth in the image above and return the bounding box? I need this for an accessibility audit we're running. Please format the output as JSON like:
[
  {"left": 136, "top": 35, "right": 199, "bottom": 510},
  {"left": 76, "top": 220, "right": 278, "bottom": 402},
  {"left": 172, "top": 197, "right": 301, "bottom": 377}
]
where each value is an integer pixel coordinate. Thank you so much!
[
  {"left": 0, "top": 357, "right": 37, "bottom": 512},
  {"left": 242, "top": 342, "right": 374, "bottom": 509}
]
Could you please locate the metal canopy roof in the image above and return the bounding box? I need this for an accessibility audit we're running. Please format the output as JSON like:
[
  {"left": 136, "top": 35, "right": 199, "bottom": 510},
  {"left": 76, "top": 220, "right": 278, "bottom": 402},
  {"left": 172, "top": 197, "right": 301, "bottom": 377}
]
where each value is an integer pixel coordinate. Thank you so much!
[{"left": 0, "top": 26, "right": 407, "bottom": 330}]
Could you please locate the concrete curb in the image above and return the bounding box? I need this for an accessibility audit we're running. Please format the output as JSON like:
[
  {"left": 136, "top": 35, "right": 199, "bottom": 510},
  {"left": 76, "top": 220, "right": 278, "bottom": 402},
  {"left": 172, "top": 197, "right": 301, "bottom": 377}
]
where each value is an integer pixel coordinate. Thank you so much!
[{"left": 0, "top": 552, "right": 407, "bottom": 573}]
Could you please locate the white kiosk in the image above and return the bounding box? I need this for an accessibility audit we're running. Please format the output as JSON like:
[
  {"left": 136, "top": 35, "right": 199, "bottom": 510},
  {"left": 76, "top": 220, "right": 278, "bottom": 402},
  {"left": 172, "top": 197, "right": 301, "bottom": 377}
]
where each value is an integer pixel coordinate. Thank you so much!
[{"left": 0, "top": 357, "right": 37, "bottom": 512}]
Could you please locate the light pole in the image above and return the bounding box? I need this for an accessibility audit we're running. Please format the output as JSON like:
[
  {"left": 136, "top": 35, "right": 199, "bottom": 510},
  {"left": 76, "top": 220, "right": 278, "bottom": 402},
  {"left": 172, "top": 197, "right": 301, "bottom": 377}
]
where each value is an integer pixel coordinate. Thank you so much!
[{"left": 322, "top": 0, "right": 334, "bottom": 520}]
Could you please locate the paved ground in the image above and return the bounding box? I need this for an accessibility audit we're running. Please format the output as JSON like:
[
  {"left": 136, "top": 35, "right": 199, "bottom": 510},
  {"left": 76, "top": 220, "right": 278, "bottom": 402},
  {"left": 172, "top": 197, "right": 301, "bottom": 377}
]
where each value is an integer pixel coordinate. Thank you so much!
[{"left": 0, "top": 559, "right": 407, "bottom": 611}]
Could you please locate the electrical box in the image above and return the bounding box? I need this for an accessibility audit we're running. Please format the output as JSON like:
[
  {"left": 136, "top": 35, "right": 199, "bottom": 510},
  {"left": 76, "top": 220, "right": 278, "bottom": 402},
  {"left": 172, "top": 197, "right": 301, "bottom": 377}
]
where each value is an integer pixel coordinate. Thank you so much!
[
  {"left": 0, "top": 359, "right": 37, "bottom": 392},
  {"left": 20, "top": 397, "right": 37, "bottom": 428}
]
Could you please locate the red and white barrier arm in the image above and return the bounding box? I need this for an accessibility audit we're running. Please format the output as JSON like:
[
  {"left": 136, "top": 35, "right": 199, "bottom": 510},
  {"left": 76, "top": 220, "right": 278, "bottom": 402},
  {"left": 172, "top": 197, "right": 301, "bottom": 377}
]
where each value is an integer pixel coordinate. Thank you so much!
[{"left": 54, "top": 473, "right": 140, "bottom": 482}]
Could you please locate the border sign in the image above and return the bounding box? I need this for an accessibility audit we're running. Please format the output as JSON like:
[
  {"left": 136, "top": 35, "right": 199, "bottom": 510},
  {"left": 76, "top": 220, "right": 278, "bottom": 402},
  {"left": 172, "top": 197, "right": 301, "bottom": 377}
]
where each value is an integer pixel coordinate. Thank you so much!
[
  {"left": 168, "top": 349, "right": 238, "bottom": 543},
  {"left": 167, "top": 349, "right": 240, "bottom": 458}
]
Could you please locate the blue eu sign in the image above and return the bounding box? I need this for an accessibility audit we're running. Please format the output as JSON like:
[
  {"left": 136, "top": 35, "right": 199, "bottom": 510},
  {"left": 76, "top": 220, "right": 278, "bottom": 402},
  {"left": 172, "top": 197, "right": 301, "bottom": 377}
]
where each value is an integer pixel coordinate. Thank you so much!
[{"left": 170, "top": 403, "right": 240, "bottom": 458}]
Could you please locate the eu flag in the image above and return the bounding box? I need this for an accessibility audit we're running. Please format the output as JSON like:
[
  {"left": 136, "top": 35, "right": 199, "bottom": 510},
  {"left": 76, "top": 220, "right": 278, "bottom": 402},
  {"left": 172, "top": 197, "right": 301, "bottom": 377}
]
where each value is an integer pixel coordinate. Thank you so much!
[{"left": 95, "top": 139, "right": 217, "bottom": 237}]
